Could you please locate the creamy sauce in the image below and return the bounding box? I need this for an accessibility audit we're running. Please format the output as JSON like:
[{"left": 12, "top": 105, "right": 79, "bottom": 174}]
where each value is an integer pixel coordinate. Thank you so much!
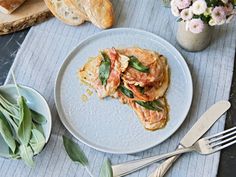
[
  {"left": 86, "top": 89, "right": 93, "bottom": 96},
  {"left": 81, "top": 94, "right": 88, "bottom": 102}
]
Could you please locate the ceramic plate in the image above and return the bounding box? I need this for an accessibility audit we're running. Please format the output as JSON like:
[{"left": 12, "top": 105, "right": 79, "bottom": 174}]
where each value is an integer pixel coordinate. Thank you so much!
[
  {"left": 0, "top": 84, "right": 52, "bottom": 158},
  {"left": 55, "top": 28, "right": 193, "bottom": 154}
]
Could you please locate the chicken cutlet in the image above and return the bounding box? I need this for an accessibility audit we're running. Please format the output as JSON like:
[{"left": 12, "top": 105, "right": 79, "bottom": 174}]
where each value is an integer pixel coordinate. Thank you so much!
[{"left": 78, "top": 47, "right": 170, "bottom": 131}]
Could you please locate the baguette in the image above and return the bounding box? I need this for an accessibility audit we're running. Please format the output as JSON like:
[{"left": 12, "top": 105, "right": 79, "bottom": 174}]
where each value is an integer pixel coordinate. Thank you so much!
[
  {"left": 44, "top": 0, "right": 85, "bottom": 25},
  {"left": 64, "top": 0, "right": 88, "bottom": 20},
  {"left": 0, "top": 0, "right": 26, "bottom": 14},
  {"left": 82, "top": 0, "right": 114, "bottom": 29}
]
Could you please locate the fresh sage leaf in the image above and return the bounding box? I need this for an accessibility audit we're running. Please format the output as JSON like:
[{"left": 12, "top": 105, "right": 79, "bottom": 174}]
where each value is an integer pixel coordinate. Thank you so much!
[
  {"left": 136, "top": 85, "right": 145, "bottom": 94},
  {"left": 100, "top": 158, "right": 113, "bottom": 177},
  {"left": 17, "top": 96, "right": 32, "bottom": 145},
  {"left": 10, "top": 145, "right": 20, "bottom": 159},
  {"left": 19, "top": 144, "right": 34, "bottom": 167},
  {"left": 129, "top": 56, "right": 149, "bottom": 73},
  {"left": 62, "top": 135, "right": 88, "bottom": 166},
  {"left": 29, "top": 129, "right": 46, "bottom": 155},
  {"left": 135, "top": 99, "right": 163, "bottom": 111},
  {"left": 119, "top": 85, "right": 134, "bottom": 98},
  {"left": 0, "top": 107, "right": 18, "bottom": 132},
  {"left": 0, "top": 116, "right": 16, "bottom": 153},
  {"left": 31, "top": 109, "right": 47, "bottom": 125},
  {"left": 99, "top": 52, "right": 111, "bottom": 86},
  {"left": 0, "top": 94, "right": 19, "bottom": 115}
]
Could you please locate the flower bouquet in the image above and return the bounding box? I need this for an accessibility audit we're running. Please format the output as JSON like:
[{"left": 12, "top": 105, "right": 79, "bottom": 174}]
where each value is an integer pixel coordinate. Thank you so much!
[
  {"left": 171, "top": 0, "right": 236, "bottom": 34},
  {"left": 171, "top": 0, "right": 236, "bottom": 51}
]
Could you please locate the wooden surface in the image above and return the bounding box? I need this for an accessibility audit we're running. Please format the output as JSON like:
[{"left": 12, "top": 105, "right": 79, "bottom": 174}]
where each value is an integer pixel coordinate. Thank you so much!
[{"left": 0, "top": 0, "right": 52, "bottom": 35}]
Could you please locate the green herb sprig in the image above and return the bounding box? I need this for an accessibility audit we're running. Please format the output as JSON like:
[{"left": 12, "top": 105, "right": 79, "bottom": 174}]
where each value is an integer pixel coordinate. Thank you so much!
[
  {"left": 129, "top": 56, "right": 149, "bottom": 73},
  {"left": 119, "top": 85, "right": 134, "bottom": 98},
  {"left": 0, "top": 72, "right": 47, "bottom": 167},
  {"left": 62, "top": 135, "right": 113, "bottom": 177},
  {"left": 99, "top": 52, "right": 111, "bottom": 86},
  {"left": 135, "top": 100, "right": 164, "bottom": 111}
]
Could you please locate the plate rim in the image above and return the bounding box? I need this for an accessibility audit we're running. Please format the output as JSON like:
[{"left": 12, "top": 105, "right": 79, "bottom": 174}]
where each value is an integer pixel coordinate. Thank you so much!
[{"left": 54, "top": 27, "right": 193, "bottom": 154}]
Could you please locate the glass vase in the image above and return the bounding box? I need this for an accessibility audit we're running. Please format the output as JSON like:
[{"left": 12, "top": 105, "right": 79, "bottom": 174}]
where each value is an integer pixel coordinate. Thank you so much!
[{"left": 176, "top": 21, "right": 213, "bottom": 52}]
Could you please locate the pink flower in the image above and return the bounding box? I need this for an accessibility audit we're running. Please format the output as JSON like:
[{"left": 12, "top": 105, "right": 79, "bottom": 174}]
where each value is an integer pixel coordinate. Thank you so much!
[
  {"left": 191, "top": 0, "right": 207, "bottom": 15},
  {"left": 188, "top": 18, "right": 204, "bottom": 33},
  {"left": 171, "top": 0, "right": 180, "bottom": 16},
  {"left": 212, "top": 6, "right": 226, "bottom": 24},
  {"left": 180, "top": 8, "right": 193, "bottom": 20},
  {"left": 175, "top": 0, "right": 191, "bottom": 10},
  {"left": 224, "top": 3, "right": 233, "bottom": 15}
]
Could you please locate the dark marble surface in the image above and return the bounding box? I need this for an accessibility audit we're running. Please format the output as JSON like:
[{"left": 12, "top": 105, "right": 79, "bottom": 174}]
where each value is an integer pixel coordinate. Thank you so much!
[{"left": 0, "top": 29, "right": 236, "bottom": 177}]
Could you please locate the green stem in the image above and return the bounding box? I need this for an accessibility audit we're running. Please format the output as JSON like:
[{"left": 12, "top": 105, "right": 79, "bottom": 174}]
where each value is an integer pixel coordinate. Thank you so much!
[{"left": 85, "top": 166, "right": 94, "bottom": 177}]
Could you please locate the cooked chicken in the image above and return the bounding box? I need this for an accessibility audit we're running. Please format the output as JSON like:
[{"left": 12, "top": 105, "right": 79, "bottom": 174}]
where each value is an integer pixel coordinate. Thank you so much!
[
  {"left": 79, "top": 48, "right": 129, "bottom": 98},
  {"left": 78, "top": 47, "right": 170, "bottom": 131}
]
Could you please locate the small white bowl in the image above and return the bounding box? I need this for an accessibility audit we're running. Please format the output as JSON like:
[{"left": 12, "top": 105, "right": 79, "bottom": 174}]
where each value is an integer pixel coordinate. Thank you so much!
[{"left": 0, "top": 84, "right": 52, "bottom": 158}]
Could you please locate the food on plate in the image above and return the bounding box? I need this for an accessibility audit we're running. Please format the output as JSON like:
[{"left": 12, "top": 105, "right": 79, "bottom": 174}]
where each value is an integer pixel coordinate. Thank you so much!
[
  {"left": 0, "top": 0, "right": 26, "bottom": 14},
  {"left": 44, "top": 0, "right": 114, "bottom": 28},
  {"left": 78, "top": 47, "right": 169, "bottom": 131}
]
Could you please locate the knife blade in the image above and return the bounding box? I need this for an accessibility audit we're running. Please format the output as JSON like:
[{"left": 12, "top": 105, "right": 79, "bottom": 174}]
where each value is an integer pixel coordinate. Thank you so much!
[{"left": 149, "top": 100, "right": 231, "bottom": 177}]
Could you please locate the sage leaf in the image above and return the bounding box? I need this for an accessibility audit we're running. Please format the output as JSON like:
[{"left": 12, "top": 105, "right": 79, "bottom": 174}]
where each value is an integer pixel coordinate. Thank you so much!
[
  {"left": 119, "top": 85, "right": 134, "bottom": 98},
  {"left": 19, "top": 144, "right": 34, "bottom": 167},
  {"left": 129, "top": 56, "right": 149, "bottom": 73},
  {"left": 0, "top": 107, "right": 18, "bottom": 132},
  {"left": 136, "top": 85, "right": 145, "bottom": 94},
  {"left": 29, "top": 129, "right": 46, "bottom": 155},
  {"left": 0, "top": 117, "right": 16, "bottom": 152},
  {"left": 10, "top": 146, "right": 20, "bottom": 159},
  {"left": 62, "top": 135, "right": 88, "bottom": 166},
  {"left": 17, "top": 96, "right": 32, "bottom": 145},
  {"left": 99, "top": 52, "right": 111, "bottom": 86},
  {"left": 100, "top": 158, "right": 113, "bottom": 177},
  {"left": 31, "top": 109, "right": 47, "bottom": 125},
  {"left": 135, "top": 99, "right": 163, "bottom": 111}
]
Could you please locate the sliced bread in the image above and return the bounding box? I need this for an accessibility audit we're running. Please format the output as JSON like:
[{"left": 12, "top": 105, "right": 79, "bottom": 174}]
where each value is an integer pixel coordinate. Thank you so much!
[
  {"left": 82, "top": 0, "right": 114, "bottom": 29},
  {"left": 64, "top": 0, "right": 88, "bottom": 20},
  {"left": 0, "top": 0, "right": 26, "bottom": 14},
  {"left": 44, "top": 0, "right": 85, "bottom": 25}
]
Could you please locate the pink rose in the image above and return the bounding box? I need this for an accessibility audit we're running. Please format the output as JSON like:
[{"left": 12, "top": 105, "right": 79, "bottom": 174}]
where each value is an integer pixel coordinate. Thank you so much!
[
  {"left": 224, "top": 3, "right": 233, "bottom": 15},
  {"left": 175, "top": 0, "right": 191, "bottom": 10},
  {"left": 188, "top": 18, "right": 204, "bottom": 33},
  {"left": 180, "top": 8, "right": 193, "bottom": 20},
  {"left": 212, "top": 6, "right": 226, "bottom": 24}
]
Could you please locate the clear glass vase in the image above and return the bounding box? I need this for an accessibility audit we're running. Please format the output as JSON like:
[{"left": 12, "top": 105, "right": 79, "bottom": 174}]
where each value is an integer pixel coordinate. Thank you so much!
[{"left": 176, "top": 21, "right": 213, "bottom": 52}]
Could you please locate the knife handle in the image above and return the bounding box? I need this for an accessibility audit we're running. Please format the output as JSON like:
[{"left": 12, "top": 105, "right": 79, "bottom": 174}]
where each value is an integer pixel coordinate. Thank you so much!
[{"left": 149, "top": 145, "right": 183, "bottom": 177}]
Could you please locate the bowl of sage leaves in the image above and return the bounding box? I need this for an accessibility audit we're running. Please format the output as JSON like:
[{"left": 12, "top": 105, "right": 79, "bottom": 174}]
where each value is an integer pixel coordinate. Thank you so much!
[{"left": 0, "top": 84, "right": 52, "bottom": 167}]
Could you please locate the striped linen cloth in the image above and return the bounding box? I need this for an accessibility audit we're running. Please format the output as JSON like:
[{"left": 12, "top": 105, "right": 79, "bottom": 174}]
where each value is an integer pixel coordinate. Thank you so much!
[{"left": 1, "top": 0, "right": 236, "bottom": 177}]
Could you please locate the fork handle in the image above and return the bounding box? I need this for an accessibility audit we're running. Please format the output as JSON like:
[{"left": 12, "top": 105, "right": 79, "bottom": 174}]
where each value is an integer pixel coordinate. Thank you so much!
[
  {"left": 148, "top": 145, "right": 183, "bottom": 177},
  {"left": 112, "top": 147, "right": 193, "bottom": 177},
  {"left": 149, "top": 155, "right": 180, "bottom": 177}
]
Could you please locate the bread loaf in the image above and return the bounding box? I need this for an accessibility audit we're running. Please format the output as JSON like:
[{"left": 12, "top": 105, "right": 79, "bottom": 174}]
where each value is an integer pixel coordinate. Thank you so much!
[
  {"left": 44, "top": 0, "right": 86, "bottom": 25},
  {"left": 82, "top": 0, "right": 114, "bottom": 29},
  {"left": 0, "top": 0, "right": 26, "bottom": 14}
]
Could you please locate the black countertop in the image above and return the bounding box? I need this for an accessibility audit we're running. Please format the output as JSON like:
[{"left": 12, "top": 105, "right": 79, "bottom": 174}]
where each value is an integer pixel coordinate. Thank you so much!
[{"left": 0, "top": 28, "right": 236, "bottom": 177}]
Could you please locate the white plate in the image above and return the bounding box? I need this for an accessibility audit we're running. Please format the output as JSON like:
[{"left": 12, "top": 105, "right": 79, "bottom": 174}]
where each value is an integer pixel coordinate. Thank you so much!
[{"left": 55, "top": 28, "right": 193, "bottom": 154}]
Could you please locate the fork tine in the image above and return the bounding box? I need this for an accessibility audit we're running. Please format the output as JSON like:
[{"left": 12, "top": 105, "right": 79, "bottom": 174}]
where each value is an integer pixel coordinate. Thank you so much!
[
  {"left": 208, "top": 129, "right": 236, "bottom": 144},
  {"left": 206, "top": 126, "right": 236, "bottom": 140},
  {"left": 211, "top": 135, "right": 236, "bottom": 147},
  {"left": 212, "top": 139, "right": 236, "bottom": 153}
]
